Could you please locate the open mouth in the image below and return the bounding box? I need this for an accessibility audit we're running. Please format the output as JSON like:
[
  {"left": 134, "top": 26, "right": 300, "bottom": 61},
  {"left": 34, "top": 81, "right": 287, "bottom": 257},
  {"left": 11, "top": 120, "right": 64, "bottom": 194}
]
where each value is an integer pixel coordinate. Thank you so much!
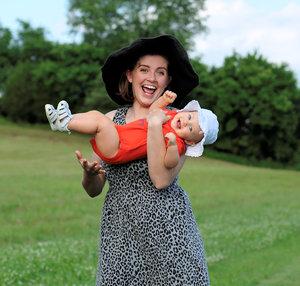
[
  {"left": 176, "top": 119, "right": 181, "bottom": 129},
  {"left": 142, "top": 84, "right": 157, "bottom": 95}
]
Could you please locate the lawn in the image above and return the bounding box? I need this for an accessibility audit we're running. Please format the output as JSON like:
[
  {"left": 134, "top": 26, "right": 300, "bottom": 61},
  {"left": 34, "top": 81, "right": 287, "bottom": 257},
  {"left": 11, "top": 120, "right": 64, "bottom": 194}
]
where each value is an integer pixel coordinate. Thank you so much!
[{"left": 1, "top": 119, "right": 299, "bottom": 285}]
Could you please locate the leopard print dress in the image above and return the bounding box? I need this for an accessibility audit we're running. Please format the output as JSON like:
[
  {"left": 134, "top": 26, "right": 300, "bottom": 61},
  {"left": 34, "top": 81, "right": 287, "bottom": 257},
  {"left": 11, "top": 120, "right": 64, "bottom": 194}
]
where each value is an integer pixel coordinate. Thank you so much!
[{"left": 96, "top": 106, "right": 210, "bottom": 286}]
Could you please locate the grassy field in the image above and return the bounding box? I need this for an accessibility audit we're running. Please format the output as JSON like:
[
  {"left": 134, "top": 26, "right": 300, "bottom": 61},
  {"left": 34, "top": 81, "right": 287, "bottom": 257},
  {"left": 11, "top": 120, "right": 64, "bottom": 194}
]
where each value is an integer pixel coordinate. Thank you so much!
[{"left": 1, "top": 118, "right": 299, "bottom": 286}]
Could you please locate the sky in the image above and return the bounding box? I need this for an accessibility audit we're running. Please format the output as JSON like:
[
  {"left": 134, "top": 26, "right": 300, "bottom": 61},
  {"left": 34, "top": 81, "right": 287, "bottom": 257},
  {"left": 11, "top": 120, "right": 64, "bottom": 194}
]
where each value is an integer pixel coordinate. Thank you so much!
[{"left": 1, "top": 0, "right": 300, "bottom": 84}]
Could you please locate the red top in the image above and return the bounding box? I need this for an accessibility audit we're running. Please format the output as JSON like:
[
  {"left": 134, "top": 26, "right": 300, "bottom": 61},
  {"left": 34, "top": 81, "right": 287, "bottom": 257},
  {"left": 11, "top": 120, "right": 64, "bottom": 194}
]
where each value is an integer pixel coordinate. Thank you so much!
[{"left": 90, "top": 109, "right": 186, "bottom": 164}]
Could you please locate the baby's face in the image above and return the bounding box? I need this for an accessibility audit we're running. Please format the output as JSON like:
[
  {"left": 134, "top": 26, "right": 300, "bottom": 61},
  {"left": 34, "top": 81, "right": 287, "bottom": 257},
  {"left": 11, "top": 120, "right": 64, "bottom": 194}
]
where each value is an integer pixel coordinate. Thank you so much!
[{"left": 170, "top": 111, "right": 203, "bottom": 145}]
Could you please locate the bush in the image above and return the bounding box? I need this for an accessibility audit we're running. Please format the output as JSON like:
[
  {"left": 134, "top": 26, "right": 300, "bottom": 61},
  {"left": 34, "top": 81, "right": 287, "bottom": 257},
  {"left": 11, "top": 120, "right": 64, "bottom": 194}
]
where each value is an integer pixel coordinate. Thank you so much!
[
  {"left": 198, "top": 52, "right": 299, "bottom": 163},
  {"left": 1, "top": 43, "right": 109, "bottom": 122},
  {"left": 2, "top": 62, "right": 40, "bottom": 122}
]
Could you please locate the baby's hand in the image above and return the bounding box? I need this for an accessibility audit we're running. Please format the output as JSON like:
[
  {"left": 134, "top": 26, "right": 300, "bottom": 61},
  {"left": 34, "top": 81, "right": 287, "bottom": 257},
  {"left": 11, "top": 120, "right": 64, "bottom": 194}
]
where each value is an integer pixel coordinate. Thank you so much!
[
  {"left": 162, "top": 90, "right": 177, "bottom": 104},
  {"left": 165, "top": 132, "right": 177, "bottom": 146}
]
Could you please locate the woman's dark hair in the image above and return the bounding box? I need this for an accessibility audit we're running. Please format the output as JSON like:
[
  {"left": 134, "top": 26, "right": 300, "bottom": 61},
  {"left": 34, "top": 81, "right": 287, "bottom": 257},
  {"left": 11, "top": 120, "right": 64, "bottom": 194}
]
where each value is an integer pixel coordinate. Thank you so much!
[{"left": 118, "top": 72, "right": 134, "bottom": 102}]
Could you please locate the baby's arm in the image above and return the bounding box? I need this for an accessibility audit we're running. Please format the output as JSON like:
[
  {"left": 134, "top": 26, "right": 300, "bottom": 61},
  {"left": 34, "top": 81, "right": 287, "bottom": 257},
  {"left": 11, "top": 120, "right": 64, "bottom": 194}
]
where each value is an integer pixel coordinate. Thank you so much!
[
  {"left": 149, "top": 90, "right": 177, "bottom": 111},
  {"left": 164, "top": 132, "right": 180, "bottom": 169}
]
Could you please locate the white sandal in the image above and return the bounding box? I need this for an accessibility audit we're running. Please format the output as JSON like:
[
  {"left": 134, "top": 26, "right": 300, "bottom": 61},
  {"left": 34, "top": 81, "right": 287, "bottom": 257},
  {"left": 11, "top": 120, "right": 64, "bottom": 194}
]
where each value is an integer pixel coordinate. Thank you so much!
[
  {"left": 56, "top": 100, "right": 73, "bottom": 132},
  {"left": 45, "top": 104, "right": 59, "bottom": 131}
]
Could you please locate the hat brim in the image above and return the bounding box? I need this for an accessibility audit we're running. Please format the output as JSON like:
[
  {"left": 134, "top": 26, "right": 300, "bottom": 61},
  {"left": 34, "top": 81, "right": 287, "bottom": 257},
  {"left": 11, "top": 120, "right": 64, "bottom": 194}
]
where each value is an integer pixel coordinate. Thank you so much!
[{"left": 101, "top": 35, "right": 199, "bottom": 108}]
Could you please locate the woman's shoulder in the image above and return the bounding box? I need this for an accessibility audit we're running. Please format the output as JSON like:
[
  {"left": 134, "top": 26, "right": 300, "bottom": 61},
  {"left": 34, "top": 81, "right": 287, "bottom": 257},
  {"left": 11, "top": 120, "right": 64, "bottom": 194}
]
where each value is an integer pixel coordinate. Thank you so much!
[{"left": 105, "top": 105, "right": 131, "bottom": 123}]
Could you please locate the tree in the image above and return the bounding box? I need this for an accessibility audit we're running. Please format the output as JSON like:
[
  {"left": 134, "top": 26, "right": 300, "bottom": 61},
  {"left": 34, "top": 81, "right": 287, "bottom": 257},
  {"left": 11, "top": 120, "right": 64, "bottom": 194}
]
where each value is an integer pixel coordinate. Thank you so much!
[
  {"left": 0, "top": 21, "right": 110, "bottom": 121},
  {"left": 200, "top": 52, "right": 299, "bottom": 163},
  {"left": 2, "top": 42, "right": 109, "bottom": 122},
  {"left": 15, "top": 20, "right": 53, "bottom": 62},
  {"left": 0, "top": 26, "right": 19, "bottom": 92},
  {"left": 67, "top": 0, "right": 207, "bottom": 52},
  {"left": 2, "top": 62, "right": 39, "bottom": 122}
]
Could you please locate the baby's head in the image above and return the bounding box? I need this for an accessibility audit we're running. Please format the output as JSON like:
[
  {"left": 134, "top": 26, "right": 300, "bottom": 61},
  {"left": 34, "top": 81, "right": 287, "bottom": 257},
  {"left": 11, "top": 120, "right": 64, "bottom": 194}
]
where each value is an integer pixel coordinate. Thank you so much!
[
  {"left": 171, "top": 110, "right": 203, "bottom": 145},
  {"left": 173, "top": 100, "right": 219, "bottom": 157}
]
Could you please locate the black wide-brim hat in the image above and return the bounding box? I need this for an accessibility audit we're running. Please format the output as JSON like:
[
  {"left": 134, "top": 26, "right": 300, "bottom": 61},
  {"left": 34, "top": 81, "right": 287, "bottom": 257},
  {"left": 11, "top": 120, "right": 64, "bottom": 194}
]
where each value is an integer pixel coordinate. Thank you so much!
[{"left": 101, "top": 35, "right": 199, "bottom": 107}]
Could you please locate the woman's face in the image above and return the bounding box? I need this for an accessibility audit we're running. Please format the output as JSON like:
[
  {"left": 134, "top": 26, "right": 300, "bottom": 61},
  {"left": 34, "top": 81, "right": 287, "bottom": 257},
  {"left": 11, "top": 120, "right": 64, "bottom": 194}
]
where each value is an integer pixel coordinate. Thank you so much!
[{"left": 126, "top": 55, "right": 171, "bottom": 107}]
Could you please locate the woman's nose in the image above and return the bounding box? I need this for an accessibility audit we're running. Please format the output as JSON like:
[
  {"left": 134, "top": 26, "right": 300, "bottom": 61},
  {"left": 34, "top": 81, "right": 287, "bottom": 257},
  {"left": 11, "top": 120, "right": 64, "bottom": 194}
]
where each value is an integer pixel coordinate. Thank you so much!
[{"left": 147, "top": 71, "right": 156, "bottom": 82}]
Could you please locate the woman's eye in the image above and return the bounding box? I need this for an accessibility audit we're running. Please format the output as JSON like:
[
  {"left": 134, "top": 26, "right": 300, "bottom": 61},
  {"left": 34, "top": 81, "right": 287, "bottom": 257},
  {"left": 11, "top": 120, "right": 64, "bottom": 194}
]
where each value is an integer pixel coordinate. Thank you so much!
[
  {"left": 140, "top": 68, "right": 148, "bottom": 73},
  {"left": 157, "top": 71, "right": 165, "bottom": 76}
]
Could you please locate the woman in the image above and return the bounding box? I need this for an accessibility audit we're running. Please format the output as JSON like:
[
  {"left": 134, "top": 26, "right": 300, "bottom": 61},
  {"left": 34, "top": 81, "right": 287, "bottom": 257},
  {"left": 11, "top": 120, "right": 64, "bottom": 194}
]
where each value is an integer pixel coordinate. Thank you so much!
[{"left": 76, "top": 35, "right": 210, "bottom": 285}]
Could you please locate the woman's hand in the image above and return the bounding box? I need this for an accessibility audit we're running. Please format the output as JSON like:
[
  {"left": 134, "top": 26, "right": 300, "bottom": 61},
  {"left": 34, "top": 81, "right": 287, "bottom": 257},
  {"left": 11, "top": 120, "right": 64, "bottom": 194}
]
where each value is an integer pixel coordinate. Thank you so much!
[
  {"left": 75, "top": 150, "right": 105, "bottom": 176},
  {"left": 75, "top": 150, "right": 106, "bottom": 197},
  {"left": 147, "top": 109, "right": 171, "bottom": 126}
]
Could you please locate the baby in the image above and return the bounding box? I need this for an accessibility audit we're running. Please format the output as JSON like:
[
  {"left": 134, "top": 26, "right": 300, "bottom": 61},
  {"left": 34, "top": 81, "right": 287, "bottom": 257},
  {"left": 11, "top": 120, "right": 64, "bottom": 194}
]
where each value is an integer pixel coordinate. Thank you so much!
[{"left": 45, "top": 91, "right": 219, "bottom": 168}]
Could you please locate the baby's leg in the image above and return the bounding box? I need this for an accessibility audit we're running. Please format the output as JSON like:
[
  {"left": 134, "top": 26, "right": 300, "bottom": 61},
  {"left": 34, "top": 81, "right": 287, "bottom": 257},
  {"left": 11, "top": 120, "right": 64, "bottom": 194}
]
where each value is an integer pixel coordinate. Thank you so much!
[
  {"left": 150, "top": 90, "right": 177, "bottom": 111},
  {"left": 69, "top": 111, "right": 119, "bottom": 158}
]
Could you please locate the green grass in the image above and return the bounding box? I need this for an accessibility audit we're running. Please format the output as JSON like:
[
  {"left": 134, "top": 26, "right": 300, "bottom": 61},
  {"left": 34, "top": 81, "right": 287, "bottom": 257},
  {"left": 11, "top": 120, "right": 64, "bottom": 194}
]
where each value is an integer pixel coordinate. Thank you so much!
[
  {"left": 204, "top": 149, "right": 300, "bottom": 171},
  {"left": 1, "top": 119, "right": 299, "bottom": 285}
]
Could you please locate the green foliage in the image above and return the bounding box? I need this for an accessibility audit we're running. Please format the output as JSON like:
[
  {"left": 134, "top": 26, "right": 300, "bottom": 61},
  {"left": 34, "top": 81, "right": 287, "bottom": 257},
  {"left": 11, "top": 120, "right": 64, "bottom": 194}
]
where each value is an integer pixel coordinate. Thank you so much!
[
  {"left": 67, "top": 0, "right": 207, "bottom": 51},
  {"left": 2, "top": 62, "right": 40, "bottom": 122},
  {"left": 31, "top": 43, "right": 106, "bottom": 112},
  {"left": 185, "top": 58, "right": 216, "bottom": 107},
  {"left": 294, "top": 95, "right": 300, "bottom": 139},
  {"left": 16, "top": 20, "right": 53, "bottom": 62},
  {"left": 83, "top": 84, "right": 119, "bottom": 113},
  {"left": 0, "top": 26, "right": 20, "bottom": 91},
  {"left": 0, "top": 22, "right": 110, "bottom": 121},
  {"left": 197, "top": 52, "right": 299, "bottom": 163}
]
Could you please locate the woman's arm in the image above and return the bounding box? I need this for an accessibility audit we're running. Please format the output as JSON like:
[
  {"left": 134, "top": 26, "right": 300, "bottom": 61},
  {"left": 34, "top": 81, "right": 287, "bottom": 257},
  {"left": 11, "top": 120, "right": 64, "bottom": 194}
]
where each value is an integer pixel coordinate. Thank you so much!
[
  {"left": 76, "top": 110, "right": 117, "bottom": 197},
  {"left": 147, "top": 109, "right": 186, "bottom": 189}
]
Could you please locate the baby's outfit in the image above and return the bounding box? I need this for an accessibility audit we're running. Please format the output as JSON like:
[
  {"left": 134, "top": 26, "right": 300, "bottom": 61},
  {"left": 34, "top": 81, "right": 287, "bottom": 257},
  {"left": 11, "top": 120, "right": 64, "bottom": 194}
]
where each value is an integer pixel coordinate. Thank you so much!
[{"left": 90, "top": 109, "right": 186, "bottom": 164}]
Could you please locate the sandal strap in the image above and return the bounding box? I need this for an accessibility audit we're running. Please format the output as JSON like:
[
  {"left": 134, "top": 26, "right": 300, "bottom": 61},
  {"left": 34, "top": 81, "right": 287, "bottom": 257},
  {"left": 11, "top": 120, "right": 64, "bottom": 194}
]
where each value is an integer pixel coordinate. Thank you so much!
[
  {"left": 45, "top": 104, "right": 58, "bottom": 131},
  {"left": 56, "top": 100, "right": 73, "bottom": 132}
]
